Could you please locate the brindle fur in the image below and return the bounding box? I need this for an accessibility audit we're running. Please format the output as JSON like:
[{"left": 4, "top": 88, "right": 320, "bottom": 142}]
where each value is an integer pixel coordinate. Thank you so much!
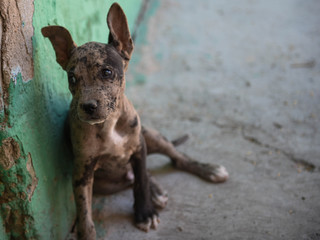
[{"left": 42, "top": 3, "right": 228, "bottom": 240}]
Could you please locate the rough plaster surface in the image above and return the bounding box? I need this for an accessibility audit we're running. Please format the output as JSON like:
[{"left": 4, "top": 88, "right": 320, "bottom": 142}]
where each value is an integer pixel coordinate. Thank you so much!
[
  {"left": 92, "top": 0, "right": 320, "bottom": 239},
  {"left": 0, "top": 1, "right": 37, "bottom": 239},
  {"left": 0, "top": 0, "right": 34, "bottom": 113},
  {"left": 0, "top": 136, "right": 38, "bottom": 240},
  {"left": 0, "top": 137, "right": 21, "bottom": 170}
]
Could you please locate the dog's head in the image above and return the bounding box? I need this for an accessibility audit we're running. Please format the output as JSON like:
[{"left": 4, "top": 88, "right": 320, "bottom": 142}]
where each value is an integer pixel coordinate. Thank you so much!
[{"left": 42, "top": 3, "right": 133, "bottom": 125}]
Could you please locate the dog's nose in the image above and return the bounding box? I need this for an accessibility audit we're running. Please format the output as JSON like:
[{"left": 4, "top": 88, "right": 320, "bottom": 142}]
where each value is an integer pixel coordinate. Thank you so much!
[{"left": 81, "top": 101, "right": 98, "bottom": 115}]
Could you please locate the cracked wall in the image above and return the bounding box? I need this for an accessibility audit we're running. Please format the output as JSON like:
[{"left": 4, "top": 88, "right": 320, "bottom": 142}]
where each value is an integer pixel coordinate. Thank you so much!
[
  {"left": 0, "top": 0, "right": 143, "bottom": 239},
  {"left": 0, "top": 137, "right": 38, "bottom": 239}
]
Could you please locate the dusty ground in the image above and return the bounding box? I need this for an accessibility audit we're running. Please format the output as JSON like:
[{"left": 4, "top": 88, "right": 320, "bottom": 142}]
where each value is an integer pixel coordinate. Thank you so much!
[{"left": 93, "top": 0, "right": 320, "bottom": 239}]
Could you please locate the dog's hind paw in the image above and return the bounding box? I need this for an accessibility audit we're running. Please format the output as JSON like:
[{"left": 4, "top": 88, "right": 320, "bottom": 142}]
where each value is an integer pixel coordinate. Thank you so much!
[
  {"left": 152, "top": 192, "right": 168, "bottom": 209},
  {"left": 136, "top": 215, "right": 160, "bottom": 232},
  {"left": 208, "top": 165, "right": 229, "bottom": 183},
  {"left": 149, "top": 177, "right": 168, "bottom": 209},
  {"left": 175, "top": 155, "right": 229, "bottom": 183}
]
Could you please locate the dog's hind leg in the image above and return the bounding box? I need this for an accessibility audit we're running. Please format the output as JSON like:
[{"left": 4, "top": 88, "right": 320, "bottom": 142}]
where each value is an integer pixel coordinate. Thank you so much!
[
  {"left": 93, "top": 168, "right": 168, "bottom": 209},
  {"left": 93, "top": 175, "right": 133, "bottom": 195},
  {"left": 142, "top": 126, "right": 229, "bottom": 183}
]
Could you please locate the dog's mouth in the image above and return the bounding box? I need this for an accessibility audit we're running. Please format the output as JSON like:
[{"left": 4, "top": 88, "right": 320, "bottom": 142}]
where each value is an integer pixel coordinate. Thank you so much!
[
  {"left": 81, "top": 118, "right": 106, "bottom": 125},
  {"left": 77, "top": 110, "right": 107, "bottom": 125},
  {"left": 77, "top": 111, "right": 109, "bottom": 125}
]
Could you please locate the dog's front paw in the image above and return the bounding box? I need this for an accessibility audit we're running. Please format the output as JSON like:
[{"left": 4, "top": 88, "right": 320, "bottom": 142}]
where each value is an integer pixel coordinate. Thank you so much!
[{"left": 135, "top": 208, "right": 160, "bottom": 232}]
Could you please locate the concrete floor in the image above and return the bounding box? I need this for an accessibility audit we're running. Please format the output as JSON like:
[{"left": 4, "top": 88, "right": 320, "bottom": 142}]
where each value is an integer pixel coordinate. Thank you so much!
[{"left": 93, "top": 0, "right": 320, "bottom": 239}]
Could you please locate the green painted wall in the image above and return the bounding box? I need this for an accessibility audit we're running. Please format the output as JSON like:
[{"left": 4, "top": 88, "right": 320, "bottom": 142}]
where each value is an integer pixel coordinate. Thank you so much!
[{"left": 0, "top": 0, "right": 142, "bottom": 239}]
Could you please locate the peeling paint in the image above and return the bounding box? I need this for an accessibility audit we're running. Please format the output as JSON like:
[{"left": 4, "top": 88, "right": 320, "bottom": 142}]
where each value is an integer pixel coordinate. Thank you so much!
[
  {"left": 26, "top": 153, "right": 38, "bottom": 201},
  {"left": 0, "top": 137, "right": 37, "bottom": 239},
  {"left": 2, "top": 206, "right": 36, "bottom": 240},
  {"left": 0, "top": 137, "right": 21, "bottom": 170},
  {"left": 0, "top": 0, "right": 34, "bottom": 128},
  {"left": 0, "top": 0, "right": 34, "bottom": 84},
  {"left": 10, "top": 67, "right": 22, "bottom": 86}
]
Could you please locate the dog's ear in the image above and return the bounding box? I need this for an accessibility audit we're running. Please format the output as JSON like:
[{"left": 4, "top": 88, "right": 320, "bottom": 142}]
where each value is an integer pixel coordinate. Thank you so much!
[
  {"left": 107, "top": 3, "right": 134, "bottom": 62},
  {"left": 41, "top": 26, "right": 77, "bottom": 70}
]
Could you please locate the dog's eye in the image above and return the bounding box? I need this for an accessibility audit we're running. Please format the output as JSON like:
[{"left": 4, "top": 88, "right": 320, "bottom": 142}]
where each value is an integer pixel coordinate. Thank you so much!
[{"left": 102, "top": 68, "right": 113, "bottom": 78}]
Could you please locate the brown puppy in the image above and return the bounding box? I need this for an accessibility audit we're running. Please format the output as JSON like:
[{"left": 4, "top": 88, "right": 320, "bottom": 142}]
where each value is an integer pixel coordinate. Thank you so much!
[{"left": 42, "top": 3, "right": 228, "bottom": 240}]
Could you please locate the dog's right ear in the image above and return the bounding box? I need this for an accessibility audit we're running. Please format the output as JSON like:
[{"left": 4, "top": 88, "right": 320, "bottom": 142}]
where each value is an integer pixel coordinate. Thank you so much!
[{"left": 41, "top": 26, "right": 77, "bottom": 70}]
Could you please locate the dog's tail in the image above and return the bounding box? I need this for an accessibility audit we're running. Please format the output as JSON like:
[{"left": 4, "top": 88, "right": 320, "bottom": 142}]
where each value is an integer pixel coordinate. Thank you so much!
[{"left": 171, "top": 134, "right": 189, "bottom": 146}]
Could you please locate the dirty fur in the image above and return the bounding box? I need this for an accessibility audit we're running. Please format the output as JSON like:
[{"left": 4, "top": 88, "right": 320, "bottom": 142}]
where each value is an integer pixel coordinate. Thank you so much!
[{"left": 42, "top": 3, "right": 228, "bottom": 240}]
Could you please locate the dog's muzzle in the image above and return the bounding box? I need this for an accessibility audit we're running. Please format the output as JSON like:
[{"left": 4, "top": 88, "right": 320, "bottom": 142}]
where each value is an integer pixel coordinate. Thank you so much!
[{"left": 77, "top": 99, "right": 116, "bottom": 125}]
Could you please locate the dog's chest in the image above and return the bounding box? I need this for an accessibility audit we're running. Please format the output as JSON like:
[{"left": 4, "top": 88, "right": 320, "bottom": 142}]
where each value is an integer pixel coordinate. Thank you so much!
[
  {"left": 100, "top": 127, "right": 130, "bottom": 159},
  {"left": 70, "top": 111, "right": 140, "bottom": 175},
  {"left": 93, "top": 124, "right": 139, "bottom": 177},
  {"left": 109, "top": 127, "right": 125, "bottom": 146}
]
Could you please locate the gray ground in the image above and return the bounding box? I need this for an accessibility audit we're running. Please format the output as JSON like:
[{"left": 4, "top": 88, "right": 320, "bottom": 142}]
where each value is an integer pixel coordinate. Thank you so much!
[{"left": 93, "top": 0, "right": 320, "bottom": 239}]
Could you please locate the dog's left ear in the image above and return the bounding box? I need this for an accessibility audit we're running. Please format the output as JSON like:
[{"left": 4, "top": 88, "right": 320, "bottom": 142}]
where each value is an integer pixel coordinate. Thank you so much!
[{"left": 107, "top": 3, "right": 134, "bottom": 64}]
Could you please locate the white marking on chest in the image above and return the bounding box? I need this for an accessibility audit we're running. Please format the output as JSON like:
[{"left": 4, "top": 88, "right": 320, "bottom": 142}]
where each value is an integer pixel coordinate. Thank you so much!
[
  {"left": 110, "top": 127, "right": 125, "bottom": 145},
  {"left": 109, "top": 128, "right": 127, "bottom": 159},
  {"left": 99, "top": 118, "right": 130, "bottom": 160}
]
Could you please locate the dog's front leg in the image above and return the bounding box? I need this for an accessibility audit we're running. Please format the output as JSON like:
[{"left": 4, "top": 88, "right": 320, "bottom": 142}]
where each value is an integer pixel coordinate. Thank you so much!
[
  {"left": 131, "top": 136, "right": 159, "bottom": 232},
  {"left": 73, "top": 157, "right": 97, "bottom": 240}
]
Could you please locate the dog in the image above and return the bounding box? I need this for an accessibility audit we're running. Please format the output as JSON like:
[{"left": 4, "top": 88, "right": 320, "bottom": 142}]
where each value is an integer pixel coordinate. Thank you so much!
[{"left": 42, "top": 3, "right": 228, "bottom": 239}]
